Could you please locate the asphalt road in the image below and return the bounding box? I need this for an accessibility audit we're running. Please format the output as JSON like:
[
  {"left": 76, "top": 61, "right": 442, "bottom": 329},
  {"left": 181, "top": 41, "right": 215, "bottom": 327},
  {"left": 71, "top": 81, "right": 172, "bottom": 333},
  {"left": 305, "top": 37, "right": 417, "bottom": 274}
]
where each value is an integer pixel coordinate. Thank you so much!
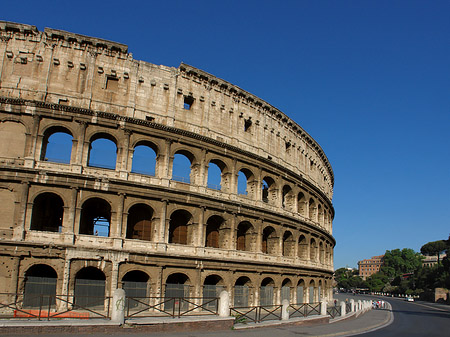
[{"left": 355, "top": 295, "right": 450, "bottom": 337}]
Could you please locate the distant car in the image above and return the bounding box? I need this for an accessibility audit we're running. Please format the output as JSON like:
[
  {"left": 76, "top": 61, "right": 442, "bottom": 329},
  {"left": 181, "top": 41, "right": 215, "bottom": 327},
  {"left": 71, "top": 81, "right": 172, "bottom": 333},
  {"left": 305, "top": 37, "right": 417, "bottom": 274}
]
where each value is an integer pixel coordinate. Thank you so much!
[{"left": 406, "top": 297, "right": 414, "bottom": 302}]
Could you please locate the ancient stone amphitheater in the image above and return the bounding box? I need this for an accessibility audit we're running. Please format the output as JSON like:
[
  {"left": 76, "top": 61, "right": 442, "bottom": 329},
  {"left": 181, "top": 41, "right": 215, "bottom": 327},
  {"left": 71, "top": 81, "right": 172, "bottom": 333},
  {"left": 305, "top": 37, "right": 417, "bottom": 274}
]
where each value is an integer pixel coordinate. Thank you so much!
[{"left": 0, "top": 21, "right": 335, "bottom": 310}]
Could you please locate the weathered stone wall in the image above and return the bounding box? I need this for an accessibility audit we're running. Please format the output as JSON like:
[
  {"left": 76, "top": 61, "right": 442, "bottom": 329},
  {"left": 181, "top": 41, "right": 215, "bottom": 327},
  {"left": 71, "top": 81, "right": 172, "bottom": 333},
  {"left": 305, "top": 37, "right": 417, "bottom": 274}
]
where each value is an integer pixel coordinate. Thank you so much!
[{"left": 0, "top": 21, "right": 336, "bottom": 306}]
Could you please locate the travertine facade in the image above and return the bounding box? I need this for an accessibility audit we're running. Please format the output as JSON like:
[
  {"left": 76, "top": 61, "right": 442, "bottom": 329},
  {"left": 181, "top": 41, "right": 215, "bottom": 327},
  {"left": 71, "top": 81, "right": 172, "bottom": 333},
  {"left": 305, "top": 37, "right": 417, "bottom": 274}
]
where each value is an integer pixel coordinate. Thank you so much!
[{"left": 0, "top": 21, "right": 335, "bottom": 308}]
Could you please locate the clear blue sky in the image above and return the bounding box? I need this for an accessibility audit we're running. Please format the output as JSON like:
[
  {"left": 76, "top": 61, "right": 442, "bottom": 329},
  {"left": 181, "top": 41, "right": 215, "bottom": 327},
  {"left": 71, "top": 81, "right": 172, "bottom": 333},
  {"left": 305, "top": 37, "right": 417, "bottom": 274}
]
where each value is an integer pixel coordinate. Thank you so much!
[{"left": 3, "top": 0, "right": 449, "bottom": 269}]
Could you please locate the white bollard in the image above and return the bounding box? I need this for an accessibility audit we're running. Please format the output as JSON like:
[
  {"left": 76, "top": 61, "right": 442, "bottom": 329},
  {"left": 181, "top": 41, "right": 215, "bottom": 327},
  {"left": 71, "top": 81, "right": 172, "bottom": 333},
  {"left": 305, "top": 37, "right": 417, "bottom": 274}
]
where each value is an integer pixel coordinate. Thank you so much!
[
  {"left": 357, "top": 300, "right": 362, "bottom": 311},
  {"left": 218, "top": 290, "right": 230, "bottom": 317},
  {"left": 350, "top": 299, "right": 355, "bottom": 312},
  {"left": 111, "top": 288, "right": 126, "bottom": 324},
  {"left": 320, "top": 300, "right": 327, "bottom": 316},
  {"left": 340, "top": 301, "right": 346, "bottom": 317},
  {"left": 281, "top": 299, "right": 290, "bottom": 320}
]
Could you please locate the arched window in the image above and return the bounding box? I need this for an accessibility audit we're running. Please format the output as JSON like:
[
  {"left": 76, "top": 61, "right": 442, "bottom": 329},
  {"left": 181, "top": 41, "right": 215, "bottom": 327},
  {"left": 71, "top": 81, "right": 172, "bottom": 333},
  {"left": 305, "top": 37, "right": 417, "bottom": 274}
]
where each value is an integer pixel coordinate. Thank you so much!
[
  {"left": 260, "top": 278, "right": 274, "bottom": 306},
  {"left": 74, "top": 267, "right": 106, "bottom": 309},
  {"left": 297, "top": 192, "right": 306, "bottom": 216},
  {"left": 41, "top": 129, "right": 73, "bottom": 164},
  {"left": 168, "top": 210, "right": 192, "bottom": 245},
  {"left": 297, "top": 279, "right": 305, "bottom": 304},
  {"left": 262, "top": 176, "right": 276, "bottom": 204},
  {"left": 309, "top": 280, "right": 315, "bottom": 303},
  {"left": 126, "top": 204, "right": 153, "bottom": 241},
  {"left": 30, "top": 193, "right": 64, "bottom": 232},
  {"left": 282, "top": 231, "right": 295, "bottom": 257},
  {"left": 298, "top": 234, "right": 308, "bottom": 260},
  {"left": 172, "top": 151, "right": 193, "bottom": 183},
  {"left": 88, "top": 134, "right": 117, "bottom": 169},
  {"left": 207, "top": 159, "right": 225, "bottom": 190},
  {"left": 281, "top": 278, "right": 292, "bottom": 302},
  {"left": 236, "top": 221, "right": 254, "bottom": 252},
  {"left": 234, "top": 277, "right": 251, "bottom": 307},
  {"left": 165, "top": 273, "right": 190, "bottom": 310},
  {"left": 203, "top": 275, "right": 224, "bottom": 309},
  {"left": 282, "top": 185, "right": 293, "bottom": 209},
  {"left": 122, "top": 270, "right": 150, "bottom": 308},
  {"left": 23, "top": 264, "right": 57, "bottom": 308},
  {"left": 79, "top": 198, "right": 111, "bottom": 236},
  {"left": 238, "top": 168, "right": 256, "bottom": 198},
  {"left": 262, "top": 226, "right": 277, "bottom": 254},
  {"left": 237, "top": 171, "right": 248, "bottom": 195},
  {"left": 131, "top": 142, "right": 157, "bottom": 176},
  {"left": 310, "top": 238, "right": 318, "bottom": 262},
  {"left": 319, "top": 241, "right": 325, "bottom": 264},
  {"left": 205, "top": 215, "right": 225, "bottom": 248},
  {"left": 309, "top": 198, "right": 316, "bottom": 221}
]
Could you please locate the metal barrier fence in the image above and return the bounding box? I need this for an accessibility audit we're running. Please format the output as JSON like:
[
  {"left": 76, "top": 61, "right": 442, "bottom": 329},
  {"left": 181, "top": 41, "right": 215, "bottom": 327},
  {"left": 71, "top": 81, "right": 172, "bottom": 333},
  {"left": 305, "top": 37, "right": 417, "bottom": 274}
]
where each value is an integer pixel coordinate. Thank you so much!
[
  {"left": 0, "top": 293, "right": 111, "bottom": 320},
  {"left": 125, "top": 297, "right": 219, "bottom": 319},
  {"left": 288, "top": 302, "right": 321, "bottom": 318},
  {"left": 346, "top": 302, "right": 352, "bottom": 313},
  {"left": 327, "top": 305, "right": 341, "bottom": 318}
]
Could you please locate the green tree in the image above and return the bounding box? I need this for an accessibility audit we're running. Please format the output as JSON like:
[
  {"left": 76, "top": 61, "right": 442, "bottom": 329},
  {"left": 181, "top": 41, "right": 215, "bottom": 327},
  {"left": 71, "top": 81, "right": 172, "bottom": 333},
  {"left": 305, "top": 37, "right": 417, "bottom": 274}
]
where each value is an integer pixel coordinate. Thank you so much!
[
  {"left": 381, "top": 248, "right": 423, "bottom": 278},
  {"left": 421, "top": 240, "right": 447, "bottom": 264}
]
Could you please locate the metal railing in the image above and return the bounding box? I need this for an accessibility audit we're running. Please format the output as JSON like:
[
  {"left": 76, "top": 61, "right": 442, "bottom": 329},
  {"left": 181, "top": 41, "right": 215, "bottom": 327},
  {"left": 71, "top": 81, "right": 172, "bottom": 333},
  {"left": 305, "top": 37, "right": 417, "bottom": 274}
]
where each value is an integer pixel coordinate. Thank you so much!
[
  {"left": 125, "top": 297, "right": 219, "bottom": 319},
  {"left": 327, "top": 305, "right": 341, "bottom": 318},
  {"left": 0, "top": 293, "right": 111, "bottom": 320},
  {"left": 346, "top": 302, "right": 352, "bottom": 313},
  {"left": 288, "top": 302, "right": 321, "bottom": 318}
]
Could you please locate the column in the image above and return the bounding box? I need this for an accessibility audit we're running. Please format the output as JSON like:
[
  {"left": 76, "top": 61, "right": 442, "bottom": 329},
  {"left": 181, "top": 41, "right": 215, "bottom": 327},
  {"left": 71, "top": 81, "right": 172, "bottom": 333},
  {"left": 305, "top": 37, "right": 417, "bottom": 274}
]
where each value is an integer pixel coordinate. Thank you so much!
[
  {"left": 24, "top": 114, "right": 40, "bottom": 167},
  {"left": 156, "top": 199, "right": 168, "bottom": 243},
  {"left": 74, "top": 120, "right": 87, "bottom": 166},
  {"left": 119, "top": 129, "right": 132, "bottom": 178},
  {"left": 13, "top": 181, "right": 29, "bottom": 240},
  {"left": 255, "top": 218, "right": 263, "bottom": 253},
  {"left": 196, "top": 206, "right": 205, "bottom": 247}
]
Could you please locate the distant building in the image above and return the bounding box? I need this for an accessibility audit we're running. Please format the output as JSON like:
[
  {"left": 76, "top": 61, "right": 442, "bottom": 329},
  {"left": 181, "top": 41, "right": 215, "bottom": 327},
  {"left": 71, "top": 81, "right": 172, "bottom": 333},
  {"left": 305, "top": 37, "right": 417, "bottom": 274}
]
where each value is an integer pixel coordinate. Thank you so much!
[
  {"left": 358, "top": 255, "right": 384, "bottom": 280},
  {"left": 422, "top": 253, "right": 447, "bottom": 268}
]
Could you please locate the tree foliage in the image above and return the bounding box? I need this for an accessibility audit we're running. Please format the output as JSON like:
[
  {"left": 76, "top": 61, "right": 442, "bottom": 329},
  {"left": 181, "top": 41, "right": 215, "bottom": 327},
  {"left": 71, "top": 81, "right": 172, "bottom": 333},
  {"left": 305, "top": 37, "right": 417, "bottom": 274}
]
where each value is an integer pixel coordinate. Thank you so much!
[
  {"left": 380, "top": 248, "right": 423, "bottom": 278},
  {"left": 421, "top": 240, "right": 447, "bottom": 264}
]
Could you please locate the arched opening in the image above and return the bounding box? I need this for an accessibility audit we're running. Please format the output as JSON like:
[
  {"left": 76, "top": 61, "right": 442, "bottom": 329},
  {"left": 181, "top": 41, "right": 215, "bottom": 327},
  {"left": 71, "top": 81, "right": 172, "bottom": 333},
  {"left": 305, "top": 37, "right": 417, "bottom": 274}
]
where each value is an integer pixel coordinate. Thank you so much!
[
  {"left": 309, "top": 280, "right": 315, "bottom": 303},
  {"left": 319, "top": 241, "right": 325, "bottom": 264},
  {"left": 131, "top": 142, "right": 157, "bottom": 176},
  {"left": 41, "top": 128, "right": 73, "bottom": 164},
  {"left": 234, "top": 277, "right": 251, "bottom": 307},
  {"left": 310, "top": 238, "right": 318, "bottom": 262},
  {"left": 126, "top": 204, "right": 153, "bottom": 241},
  {"left": 168, "top": 210, "right": 192, "bottom": 245},
  {"left": 237, "top": 170, "right": 248, "bottom": 195},
  {"left": 172, "top": 151, "right": 193, "bottom": 183},
  {"left": 238, "top": 168, "right": 257, "bottom": 198},
  {"left": 236, "top": 221, "right": 254, "bottom": 252},
  {"left": 0, "top": 121, "right": 26, "bottom": 158},
  {"left": 309, "top": 198, "right": 316, "bottom": 221},
  {"left": 318, "top": 280, "right": 323, "bottom": 302},
  {"left": 30, "top": 192, "right": 64, "bottom": 232},
  {"left": 298, "top": 234, "right": 308, "bottom": 260},
  {"left": 281, "top": 279, "right": 292, "bottom": 303},
  {"left": 203, "top": 275, "right": 224, "bottom": 309},
  {"left": 282, "top": 230, "right": 295, "bottom": 257},
  {"left": 165, "top": 273, "right": 190, "bottom": 310},
  {"left": 205, "top": 215, "right": 225, "bottom": 248},
  {"left": 262, "top": 226, "right": 277, "bottom": 255},
  {"left": 282, "top": 185, "right": 293, "bottom": 209},
  {"left": 207, "top": 159, "right": 226, "bottom": 191},
  {"left": 80, "top": 198, "right": 111, "bottom": 236},
  {"left": 297, "top": 279, "right": 305, "bottom": 304},
  {"left": 122, "top": 270, "right": 150, "bottom": 309},
  {"left": 262, "top": 176, "right": 276, "bottom": 204},
  {"left": 297, "top": 192, "right": 306, "bottom": 216},
  {"left": 74, "top": 267, "right": 106, "bottom": 309},
  {"left": 260, "top": 278, "right": 274, "bottom": 306},
  {"left": 88, "top": 134, "right": 117, "bottom": 170},
  {"left": 23, "top": 264, "right": 57, "bottom": 308},
  {"left": 318, "top": 204, "right": 324, "bottom": 225}
]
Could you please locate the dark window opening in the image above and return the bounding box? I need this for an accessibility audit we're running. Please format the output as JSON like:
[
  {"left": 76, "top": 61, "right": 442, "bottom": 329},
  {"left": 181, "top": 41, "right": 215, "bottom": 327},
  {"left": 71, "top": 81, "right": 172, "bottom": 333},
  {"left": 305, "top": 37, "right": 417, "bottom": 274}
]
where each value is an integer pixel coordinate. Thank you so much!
[
  {"left": 106, "top": 76, "right": 119, "bottom": 90},
  {"left": 41, "top": 130, "right": 73, "bottom": 164},
  {"left": 184, "top": 96, "right": 194, "bottom": 110},
  {"left": 131, "top": 143, "right": 157, "bottom": 176},
  {"left": 285, "top": 141, "right": 291, "bottom": 150},
  {"left": 74, "top": 267, "right": 106, "bottom": 309},
  {"left": 79, "top": 198, "right": 111, "bottom": 236},
  {"left": 23, "top": 265, "right": 57, "bottom": 308},
  {"left": 30, "top": 193, "right": 64, "bottom": 232},
  {"left": 169, "top": 210, "right": 191, "bottom": 245},
  {"left": 236, "top": 221, "right": 253, "bottom": 251},
  {"left": 88, "top": 135, "right": 117, "bottom": 170},
  {"left": 244, "top": 118, "right": 252, "bottom": 132},
  {"left": 122, "top": 270, "right": 149, "bottom": 308},
  {"left": 126, "top": 204, "right": 153, "bottom": 241}
]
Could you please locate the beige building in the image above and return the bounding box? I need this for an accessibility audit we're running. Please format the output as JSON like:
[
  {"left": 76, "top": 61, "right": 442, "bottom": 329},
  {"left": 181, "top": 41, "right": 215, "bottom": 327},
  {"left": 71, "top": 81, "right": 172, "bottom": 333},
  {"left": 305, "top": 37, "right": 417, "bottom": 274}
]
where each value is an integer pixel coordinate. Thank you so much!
[
  {"left": 422, "top": 254, "right": 447, "bottom": 268},
  {"left": 0, "top": 21, "right": 335, "bottom": 310},
  {"left": 358, "top": 255, "right": 384, "bottom": 280}
]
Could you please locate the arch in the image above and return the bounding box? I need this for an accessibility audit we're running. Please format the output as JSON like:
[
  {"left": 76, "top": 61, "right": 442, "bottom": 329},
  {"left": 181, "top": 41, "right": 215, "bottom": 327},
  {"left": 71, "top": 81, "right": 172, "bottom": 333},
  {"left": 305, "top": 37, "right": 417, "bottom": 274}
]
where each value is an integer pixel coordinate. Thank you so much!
[
  {"left": 168, "top": 210, "right": 192, "bottom": 245},
  {"left": 317, "top": 204, "right": 324, "bottom": 225},
  {"left": 309, "top": 198, "right": 316, "bottom": 221},
  {"left": 308, "top": 279, "right": 315, "bottom": 303},
  {"left": 205, "top": 215, "right": 226, "bottom": 249},
  {"left": 88, "top": 133, "right": 117, "bottom": 169},
  {"left": 0, "top": 120, "right": 26, "bottom": 158},
  {"left": 30, "top": 192, "right": 64, "bottom": 232},
  {"left": 319, "top": 241, "right": 325, "bottom": 264},
  {"left": 203, "top": 274, "right": 224, "bottom": 308},
  {"left": 297, "top": 279, "right": 306, "bottom": 304},
  {"left": 236, "top": 221, "right": 254, "bottom": 252},
  {"left": 207, "top": 159, "right": 226, "bottom": 191},
  {"left": 262, "top": 226, "right": 277, "bottom": 255},
  {"left": 281, "top": 278, "right": 292, "bottom": 302},
  {"left": 126, "top": 203, "right": 153, "bottom": 241},
  {"left": 172, "top": 150, "right": 194, "bottom": 183},
  {"left": 79, "top": 198, "right": 111, "bottom": 236},
  {"left": 298, "top": 234, "right": 308, "bottom": 260},
  {"left": 74, "top": 267, "right": 106, "bottom": 308},
  {"left": 297, "top": 192, "right": 306, "bottom": 216},
  {"left": 260, "top": 277, "right": 274, "bottom": 306},
  {"left": 234, "top": 276, "right": 251, "bottom": 307},
  {"left": 122, "top": 270, "right": 150, "bottom": 307},
  {"left": 281, "top": 185, "right": 293, "bottom": 210},
  {"left": 40, "top": 127, "right": 73, "bottom": 164},
  {"left": 238, "top": 168, "right": 256, "bottom": 198},
  {"left": 282, "top": 230, "right": 295, "bottom": 257},
  {"left": 318, "top": 279, "right": 323, "bottom": 302},
  {"left": 310, "top": 238, "right": 318, "bottom": 262},
  {"left": 23, "top": 264, "right": 57, "bottom": 308},
  {"left": 262, "top": 176, "right": 276, "bottom": 204},
  {"left": 165, "top": 273, "right": 190, "bottom": 310},
  {"left": 131, "top": 141, "right": 157, "bottom": 176}
]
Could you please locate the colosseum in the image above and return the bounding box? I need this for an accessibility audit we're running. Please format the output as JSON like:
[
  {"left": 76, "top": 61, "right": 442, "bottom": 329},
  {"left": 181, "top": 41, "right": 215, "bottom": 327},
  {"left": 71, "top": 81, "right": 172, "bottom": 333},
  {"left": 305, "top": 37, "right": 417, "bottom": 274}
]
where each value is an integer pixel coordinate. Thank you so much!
[{"left": 0, "top": 21, "right": 335, "bottom": 313}]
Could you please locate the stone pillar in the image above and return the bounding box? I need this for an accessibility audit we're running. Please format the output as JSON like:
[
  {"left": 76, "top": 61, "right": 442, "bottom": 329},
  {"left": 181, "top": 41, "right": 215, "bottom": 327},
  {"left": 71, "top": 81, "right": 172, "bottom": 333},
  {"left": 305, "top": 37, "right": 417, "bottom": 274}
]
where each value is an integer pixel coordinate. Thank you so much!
[
  {"left": 229, "top": 213, "right": 237, "bottom": 250},
  {"left": 340, "top": 301, "right": 346, "bottom": 317},
  {"left": 113, "top": 193, "right": 125, "bottom": 247},
  {"left": 75, "top": 120, "right": 87, "bottom": 165},
  {"left": 255, "top": 218, "right": 263, "bottom": 253},
  {"left": 111, "top": 288, "right": 126, "bottom": 324},
  {"left": 157, "top": 200, "right": 168, "bottom": 243},
  {"left": 111, "top": 260, "right": 120, "bottom": 292},
  {"left": 13, "top": 181, "right": 29, "bottom": 240},
  {"left": 281, "top": 299, "right": 289, "bottom": 320},
  {"left": 9, "top": 257, "right": 20, "bottom": 300},
  {"left": 24, "top": 114, "right": 40, "bottom": 167},
  {"left": 320, "top": 300, "right": 327, "bottom": 316},
  {"left": 60, "top": 259, "right": 71, "bottom": 310},
  {"left": 119, "top": 129, "right": 131, "bottom": 178},
  {"left": 197, "top": 206, "right": 205, "bottom": 247},
  {"left": 218, "top": 290, "right": 230, "bottom": 317}
]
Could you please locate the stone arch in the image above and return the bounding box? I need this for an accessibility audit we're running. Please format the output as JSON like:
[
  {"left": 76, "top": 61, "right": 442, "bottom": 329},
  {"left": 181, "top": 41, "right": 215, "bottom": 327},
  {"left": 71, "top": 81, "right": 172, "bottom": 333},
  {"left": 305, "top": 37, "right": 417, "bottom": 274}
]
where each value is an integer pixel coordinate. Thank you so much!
[
  {"left": 297, "top": 192, "right": 306, "bottom": 216},
  {"left": 262, "top": 176, "right": 277, "bottom": 205},
  {"left": 203, "top": 274, "right": 224, "bottom": 307},
  {"left": 318, "top": 204, "right": 324, "bottom": 225},
  {"left": 260, "top": 277, "right": 275, "bottom": 305},
  {"left": 297, "top": 279, "right": 306, "bottom": 303},
  {"left": 282, "top": 185, "right": 294, "bottom": 210},
  {"left": 298, "top": 234, "right": 308, "bottom": 260},
  {"left": 126, "top": 203, "right": 154, "bottom": 241},
  {"left": 79, "top": 197, "right": 111, "bottom": 236},
  {"left": 234, "top": 276, "right": 252, "bottom": 307},
  {"left": 308, "top": 279, "right": 316, "bottom": 303},
  {"left": 87, "top": 132, "right": 118, "bottom": 170},
  {"left": 168, "top": 209, "right": 193, "bottom": 245},
  {"left": 309, "top": 198, "right": 317, "bottom": 221},
  {"left": 40, "top": 126, "right": 74, "bottom": 164},
  {"left": 205, "top": 215, "right": 226, "bottom": 249},
  {"left": 172, "top": 149, "right": 196, "bottom": 184},
  {"left": 282, "top": 230, "right": 295, "bottom": 257},
  {"left": 131, "top": 140, "right": 158, "bottom": 176},
  {"left": 30, "top": 192, "right": 64, "bottom": 232},
  {"left": 262, "top": 226, "right": 277, "bottom": 255},
  {"left": 164, "top": 273, "right": 191, "bottom": 310},
  {"left": 236, "top": 221, "right": 255, "bottom": 252},
  {"left": 74, "top": 267, "right": 106, "bottom": 308},
  {"left": 23, "top": 264, "right": 57, "bottom": 308},
  {"left": 237, "top": 167, "right": 257, "bottom": 199},
  {"left": 281, "top": 278, "right": 293, "bottom": 302},
  {"left": 207, "top": 158, "right": 228, "bottom": 191},
  {"left": 310, "top": 238, "right": 318, "bottom": 262},
  {"left": 121, "top": 270, "right": 150, "bottom": 303},
  {"left": 319, "top": 241, "right": 325, "bottom": 264},
  {"left": 0, "top": 120, "right": 26, "bottom": 158}
]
